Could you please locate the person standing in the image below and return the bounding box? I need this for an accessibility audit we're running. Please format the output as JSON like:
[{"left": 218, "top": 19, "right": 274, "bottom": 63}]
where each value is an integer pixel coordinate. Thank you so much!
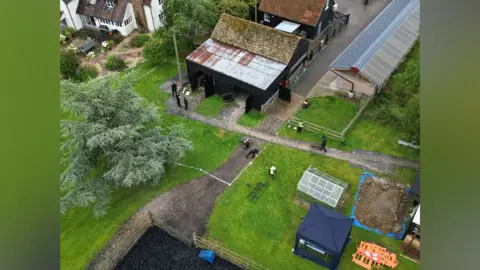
[
  {"left": 268, "top": 166, "right": 277, "bottom": 180},
  {"left": 176, "top": 94, "right": 182, "bottom": 108},
  {"left": 320, "top": 136, "right": 328, "bottom": 153},
  {"left": 183, "top": 96, "right": 189, "bottom": 110},
  {"left": 171, "top": 82, "right": 178, "bottom": 98},
  {"left": 246, "top": 148, "right": 259, "bottom": 159},
  {"left": 297, "top": 120, "right": 304, "bottom": 133}
]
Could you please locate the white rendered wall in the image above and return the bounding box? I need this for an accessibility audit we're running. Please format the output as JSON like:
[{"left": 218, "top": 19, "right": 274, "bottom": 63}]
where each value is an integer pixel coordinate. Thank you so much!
[
  {"left": 60, "top": 0, "right": 83, "bottom": 30},
  {"left": 144, "top": 0, "right": 164, "bottom": 32}
]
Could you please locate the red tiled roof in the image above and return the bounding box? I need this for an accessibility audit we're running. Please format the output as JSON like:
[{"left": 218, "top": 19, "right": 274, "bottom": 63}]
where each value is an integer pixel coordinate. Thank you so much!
[{"left": 259, "top": 0, "right": 327, "bottom": 27}]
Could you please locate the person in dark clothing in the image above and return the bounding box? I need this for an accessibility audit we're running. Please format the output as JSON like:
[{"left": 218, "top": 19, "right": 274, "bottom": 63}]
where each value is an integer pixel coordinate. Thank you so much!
[
  {"left": 171, "top": 82, "right": 178, "bottom": 97},
  {"left": 241, "top": 137, "right": 250, "bottom": 149},
  {"left": 176, "top": 94, "right": 181, "bottom": 107},
  {"left": 320, "top": 136, "right": 328, "bottom": 153},
  {"left": 183, "top": 96, "right": 189, "bottom": 110},
  {"left": 246, "top": 148, "right": 259, "bottom": 159}
]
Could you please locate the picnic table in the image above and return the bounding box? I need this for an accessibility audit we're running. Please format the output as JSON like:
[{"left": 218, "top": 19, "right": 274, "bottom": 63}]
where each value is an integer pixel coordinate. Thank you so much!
[{"left": 246, "top": 182, "right": 266, "bottom": 201}]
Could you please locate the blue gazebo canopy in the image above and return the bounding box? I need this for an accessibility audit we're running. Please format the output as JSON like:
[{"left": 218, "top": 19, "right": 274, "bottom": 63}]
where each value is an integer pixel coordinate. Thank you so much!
[{"left": 294, "top": 203, "right": 353, "bottom": 269}]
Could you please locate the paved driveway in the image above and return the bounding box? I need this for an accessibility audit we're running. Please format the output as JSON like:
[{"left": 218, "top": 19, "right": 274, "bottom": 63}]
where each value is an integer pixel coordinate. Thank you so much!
[{"left": 292, "top": 0, "right": 392, "bottom": 97}]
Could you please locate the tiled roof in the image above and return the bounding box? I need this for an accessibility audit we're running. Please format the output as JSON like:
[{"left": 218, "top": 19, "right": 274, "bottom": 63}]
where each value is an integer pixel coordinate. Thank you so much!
[
  {"left": 187, "top": 38, "right": 286, "bottom": 90},
  {"left": 77, "top": 0, "right": 129, "bottom": 22},
  {"left": 259, "top": 0, "right": 327, "bottom": 27},
  {"left": 329, "top": 0, "right": 420, "bottom": 87},
  {"left": 211, "top": 13, "right": 301, "bottom": 65}
]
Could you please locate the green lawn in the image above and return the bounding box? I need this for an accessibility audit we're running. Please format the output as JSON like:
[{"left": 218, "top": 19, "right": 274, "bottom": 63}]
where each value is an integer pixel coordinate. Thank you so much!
[
  {"left": 195, "top": 95, "right": 225, "bottom": 117},
  {"left": 295, "top": 96, "right": 358, "bottom": 132},
  {"left": 279, "top": 116, "right": 420, "bottom": 161},
  {"left": 60, "top": 62, "right": 242, "bottom": 270},
  {"left": 237, "top": 110, "right": 266, "bottom": 128},
  {"left": 207, "top": 144, "right": 419, "bottom": 270}
]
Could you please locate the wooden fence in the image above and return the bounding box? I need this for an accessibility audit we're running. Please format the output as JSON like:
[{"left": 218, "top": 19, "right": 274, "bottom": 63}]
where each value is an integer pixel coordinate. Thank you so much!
[
  {"left": 192, "top": 233, "right": 269, "bottom": 270},
  {"left": 148, "top": 212, "right": 192, "bottom": 247},
  {"left": 289, "top": 93, "right": 372, "bottom": 143}
]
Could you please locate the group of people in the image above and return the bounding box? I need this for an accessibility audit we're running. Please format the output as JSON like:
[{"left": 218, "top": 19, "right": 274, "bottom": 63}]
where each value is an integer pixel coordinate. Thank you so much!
[
  {"left": 171, "top": 82, "right": 189, "bottom": 110},
  {"left": 241, "top": 137, "right": 277, "bottom": 179}
]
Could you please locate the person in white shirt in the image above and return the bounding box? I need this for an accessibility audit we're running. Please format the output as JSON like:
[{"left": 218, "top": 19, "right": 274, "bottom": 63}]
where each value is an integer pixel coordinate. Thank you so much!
[{"left": 269, "top": 166, "right": 276, "bottom": 180}]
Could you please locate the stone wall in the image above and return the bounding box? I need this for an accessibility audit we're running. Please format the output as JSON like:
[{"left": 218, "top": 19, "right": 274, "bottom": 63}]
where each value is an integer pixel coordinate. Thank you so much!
[{"left": 87, "top": 210, "right": 152, "bottom": 270}]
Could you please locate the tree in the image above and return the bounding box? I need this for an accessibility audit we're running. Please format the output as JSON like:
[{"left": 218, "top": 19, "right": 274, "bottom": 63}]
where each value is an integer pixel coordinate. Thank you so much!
[
  {"left": 163, "top": 0, "right": 220, "bottom": 46},
  {"left": 60, "top": 71, "right": 193, "bottom": 217},
  {"left": 143, "top": 30, "right": 174, "bottom": 65},
  {"left": 60, "top": 50, "right": 80, "bottom": 80},
  {"left": 216, "top": 0, "right": 253, "bottom": 19}
]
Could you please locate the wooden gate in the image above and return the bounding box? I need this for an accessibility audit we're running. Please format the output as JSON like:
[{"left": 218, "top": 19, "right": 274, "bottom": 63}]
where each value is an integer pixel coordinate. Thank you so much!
[
  {"left": 245, "top": 94, "right": 253, "bottom": 114},
  {"left": 279, "top": 85, "right": 291, "bottom": 102},
  {"left": 261, "top": 90, "right": 278, "bottom": 114}
]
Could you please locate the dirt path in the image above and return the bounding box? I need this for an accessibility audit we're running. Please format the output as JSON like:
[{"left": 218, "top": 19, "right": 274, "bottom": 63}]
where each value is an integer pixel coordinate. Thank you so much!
[{"left": 89, "top": 140, "right": 264, "bottom": 270}]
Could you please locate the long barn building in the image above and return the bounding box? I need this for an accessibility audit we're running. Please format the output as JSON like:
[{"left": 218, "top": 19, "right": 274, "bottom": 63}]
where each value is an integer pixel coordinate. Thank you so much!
[{"left": 186, "top": 13, "right": 309, "bottom": 113}]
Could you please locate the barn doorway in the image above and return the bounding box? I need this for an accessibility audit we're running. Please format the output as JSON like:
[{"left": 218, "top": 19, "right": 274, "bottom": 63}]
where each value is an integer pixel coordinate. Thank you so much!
[
  {"left": 197, "top": 73, "right": 214, "bottom": 98},
  {"left": 279, "top": 85, "right": 291, "bottom": 102},
  {"left": 245, "top": 94, "right": 253, "bottom": 114}
]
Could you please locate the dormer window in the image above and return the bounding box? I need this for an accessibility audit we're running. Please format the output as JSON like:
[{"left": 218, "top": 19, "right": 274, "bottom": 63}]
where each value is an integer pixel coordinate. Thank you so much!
[
  {"left": 106, "top": 0, "right": 115, "bottom": 8},
  {"left": 89, "top": 0, "right": 96, "bottom": 4},
  {"left": 325, "top": 0, "right": 330, "bottom": 10}
]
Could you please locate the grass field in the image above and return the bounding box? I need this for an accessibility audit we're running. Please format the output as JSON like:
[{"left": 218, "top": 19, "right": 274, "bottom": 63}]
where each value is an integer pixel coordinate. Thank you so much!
[
  {"left": 207, "top": 144, "right": 419, "bottom": 270},
  {"left": 295, "top": 96, "right": 358, "bottom": 132},
  {"left": 237, "top": 110, "right": 266, "bottom": 128},
  {"left": 279, "top": 116, "right": 420, "bottom": 161},
  {"left": 60, "top": 62, "right": 241, "bottom": 269},
  {"left": 195, "top": 95, "right": 225, "bottom": 117}
]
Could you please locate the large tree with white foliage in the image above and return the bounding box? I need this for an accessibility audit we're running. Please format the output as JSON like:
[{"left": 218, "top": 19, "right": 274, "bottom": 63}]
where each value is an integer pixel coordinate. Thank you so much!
[{"left": 60, "top": 72, "right": 193, "bottom": 217}]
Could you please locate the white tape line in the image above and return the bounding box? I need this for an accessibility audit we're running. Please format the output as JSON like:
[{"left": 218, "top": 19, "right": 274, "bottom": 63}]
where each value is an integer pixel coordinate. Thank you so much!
[{"left": 175, "top": 162, "right": 231, "bottom": 186}]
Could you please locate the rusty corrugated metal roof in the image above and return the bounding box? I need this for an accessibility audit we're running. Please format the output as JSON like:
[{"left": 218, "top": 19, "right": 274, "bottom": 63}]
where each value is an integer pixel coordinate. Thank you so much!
[
  {"left": 211, "top": 13, "right": 301, "bottom": 65},
  {"left": 187, "top": 38, "right": 286, "bottom": 91},
  {"left": 259, "top": 0, "right": 327, "bottom": 27}
]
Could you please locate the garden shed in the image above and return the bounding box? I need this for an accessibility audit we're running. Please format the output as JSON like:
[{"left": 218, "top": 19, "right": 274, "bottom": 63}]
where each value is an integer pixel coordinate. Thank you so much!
[
  {"left": 328, "top": 0, "right": 420, "bottom": 96},
  {"left": 295, "top": 166, "right": 349, "bottom": 209},
  {"left": 293, "top": 203, "right": 353, "bottom": 269},
  {"left": 186, "top": 13, "right": 308, "bottom": 113}
]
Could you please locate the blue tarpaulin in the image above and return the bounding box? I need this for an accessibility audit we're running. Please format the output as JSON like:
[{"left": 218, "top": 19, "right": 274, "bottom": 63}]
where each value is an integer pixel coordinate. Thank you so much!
[
  {"left": 350, "top": 171, "right": 408, "bottom": 240},
  {"left": 199, "top": 250, "right": 215, "bottom": 263}
]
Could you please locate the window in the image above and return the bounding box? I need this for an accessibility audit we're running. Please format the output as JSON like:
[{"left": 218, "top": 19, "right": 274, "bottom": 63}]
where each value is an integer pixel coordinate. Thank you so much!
[
  {"left": 159, "top": 11, "right": 164, "bottom": 21},
  {"left": 89, "top": 0, "right": 97, "bottom": 4},
  {"left": 115, "top": 21, "right": 122, "bottom": 27},
  {"left": 325, "top": 0, "right": 330, "bottom": 10},
  {"left": 106, "top": 0, "right": 114, "bottom": 8},
  {"left": 124, "top": 16, "right": 133, "bottom": 26},
  {"left": 263, "top": 13, "right": 270, "bottom": 22},
  {"left": 158, "top": 0, "right": 163, "bottom": 5}
]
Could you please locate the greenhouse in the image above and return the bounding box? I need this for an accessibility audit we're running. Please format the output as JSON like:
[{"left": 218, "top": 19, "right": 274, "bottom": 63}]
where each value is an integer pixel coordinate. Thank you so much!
[{"left": 296, "top": 166, "right": 349, "bottom": 208}]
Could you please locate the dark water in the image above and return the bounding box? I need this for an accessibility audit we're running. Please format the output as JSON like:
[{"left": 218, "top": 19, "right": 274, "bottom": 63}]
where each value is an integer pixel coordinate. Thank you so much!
[{"left": 116, "top": 227, "right": 241, "bottom": 270}]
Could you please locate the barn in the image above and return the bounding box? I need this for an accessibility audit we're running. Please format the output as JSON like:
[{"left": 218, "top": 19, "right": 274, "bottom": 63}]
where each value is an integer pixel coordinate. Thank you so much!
[
  {"left": 186, "top": 13, "right": 309, "bottom": 113},
  {"left": 328, "top": 0, "right": 420, "bottom": 97}
]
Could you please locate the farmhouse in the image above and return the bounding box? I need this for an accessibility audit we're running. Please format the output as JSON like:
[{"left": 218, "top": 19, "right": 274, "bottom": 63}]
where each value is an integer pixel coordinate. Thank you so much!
[
  {"left": 257, "top": 0, "right": 338, "bottom": 39},
  {"left": 186, "top": 13, "right": 309, "bottom": 113},
  {"left": 60, "top": 0, "right": 165, "bottom": 36},
  {"left": 328, "top": 0, "right": 420, "bottom": 96}
]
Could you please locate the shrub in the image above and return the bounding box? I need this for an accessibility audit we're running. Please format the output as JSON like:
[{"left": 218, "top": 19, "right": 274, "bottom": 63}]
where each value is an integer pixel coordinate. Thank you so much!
[
  {"left": 131, "top": 34, "right": 151, "bottom": 47},
  {"left": 105, "top": 55, "right": 127, "bottom": 71},
  {"left": 60, "top": 50, "right": 80, "bottom": 80},
  {"left": 76, "top": 65, "right": 99, "bottom": 82},
  {"left": 143, "top": 33, "right": 174, "bottom": 65},
  {"left": 63, "top": 27, "right": 76, "bottom": 38},
  {"left": 60, "top": 34, "right": 66, "bottom": 43},
  {"left": 86, "top": 51, "right": 96, "bottom": 60}
]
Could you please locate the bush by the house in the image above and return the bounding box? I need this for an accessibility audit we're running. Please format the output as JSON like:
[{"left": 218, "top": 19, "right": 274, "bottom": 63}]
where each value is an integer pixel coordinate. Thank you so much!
[
  {"left": 131, "top": 34, "right": 151, "bottom": 47},
  {"left": 143, "top": 32, "right": 174, "bottom": 65},
  {"left": 86, "top": 51, "right": 96, "bottom": 60},
  {"left": 77, "top": 65, "right": 99, "bottom": 82},
  {"left": 60, "top": 50, "right": 80, "bottom": 80},
  {"left": 60, "top": 34, "right": 66, "bottom": 44},
  {"left": 63, "top": 27, "right": 76, "bottom": 38},
  {"left": 105, "top": 55, "right": 127, "bottom": 71}
]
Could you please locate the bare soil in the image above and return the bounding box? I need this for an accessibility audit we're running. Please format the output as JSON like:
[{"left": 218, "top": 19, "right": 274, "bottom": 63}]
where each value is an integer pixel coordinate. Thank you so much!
[{"left": 354, "top": 176, "right": 409, "bottom": 235}]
